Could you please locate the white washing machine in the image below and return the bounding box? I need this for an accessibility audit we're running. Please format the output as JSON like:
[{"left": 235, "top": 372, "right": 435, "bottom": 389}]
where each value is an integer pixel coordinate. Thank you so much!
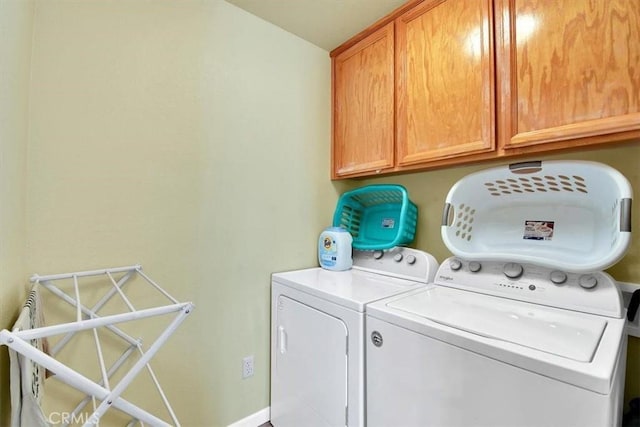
[
  {"left": 270, "top": 247, "right": 438, "bottom": 427},
  {"left": 366, "top": 257, "right": 628, "bottom": 427},
  {"left": 365, "top": 161, "right": 631, "bottom": 426}
]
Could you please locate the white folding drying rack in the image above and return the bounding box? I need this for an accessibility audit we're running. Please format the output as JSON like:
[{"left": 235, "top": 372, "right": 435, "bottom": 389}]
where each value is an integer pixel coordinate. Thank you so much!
[{"left": 0, "top": 264, "right": 194, "bottom": 427}]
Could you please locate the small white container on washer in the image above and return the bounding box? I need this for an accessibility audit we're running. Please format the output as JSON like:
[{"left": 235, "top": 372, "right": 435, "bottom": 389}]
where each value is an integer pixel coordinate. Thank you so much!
[{"left": 318, "top": 227, "right": 353, "bottom": 271}]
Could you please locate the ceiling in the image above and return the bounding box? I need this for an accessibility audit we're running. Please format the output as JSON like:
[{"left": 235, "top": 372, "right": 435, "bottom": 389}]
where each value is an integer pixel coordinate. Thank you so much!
[{"left": 225, "top": 0, "right": 407, "bottom": 52}]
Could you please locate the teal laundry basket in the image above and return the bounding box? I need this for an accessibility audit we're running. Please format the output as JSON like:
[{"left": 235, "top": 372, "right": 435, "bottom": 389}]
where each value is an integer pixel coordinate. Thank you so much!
[{"left": 333, "top": 184, "right": 418, "bottom": 250}]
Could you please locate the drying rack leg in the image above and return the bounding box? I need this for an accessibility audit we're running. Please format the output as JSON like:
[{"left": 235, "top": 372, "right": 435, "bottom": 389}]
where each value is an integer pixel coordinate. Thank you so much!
[
  {"left": 62, "top": 342, "right": 139, "bottom": 427},
  {"left": 83, "top": 304, "right": 192, "bottom": 426},
  {"left": 0, "top": 329, "right": 171, "bottom": 426}
]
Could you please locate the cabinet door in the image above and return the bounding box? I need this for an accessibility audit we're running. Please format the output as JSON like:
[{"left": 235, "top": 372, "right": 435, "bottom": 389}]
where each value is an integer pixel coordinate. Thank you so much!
[
  {"left": 396, "top": 0, "right": 495, "bottom": 166},
  {"left": 333, "top": 22, "right": 395, "bottom": 178},
  {"left": 496, "top": 0, "right": 640, "bottom": 150}
]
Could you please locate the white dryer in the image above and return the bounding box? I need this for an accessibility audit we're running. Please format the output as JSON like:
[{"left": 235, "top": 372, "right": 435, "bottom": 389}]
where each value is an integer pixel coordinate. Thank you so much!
[
  {"left": 366, "top": 257, "right": 628, "bottom": 427},
  {"left": 270, "top": 247, "right": 438, "bottom": 427}
]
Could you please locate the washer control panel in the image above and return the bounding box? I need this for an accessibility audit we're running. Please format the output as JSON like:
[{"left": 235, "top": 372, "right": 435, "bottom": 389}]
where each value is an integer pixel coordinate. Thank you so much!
[
  {"left": 435, "top": 257, "right": 623, "bottom": 318},
  {"left": 353, "top": 247, "right": 439, "bottom": 284}
]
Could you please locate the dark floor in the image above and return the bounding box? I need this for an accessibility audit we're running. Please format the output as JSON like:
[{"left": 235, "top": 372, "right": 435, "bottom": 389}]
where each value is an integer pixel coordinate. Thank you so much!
[{"left": 258, "top": 423, "right": 272, "bottom": 427}]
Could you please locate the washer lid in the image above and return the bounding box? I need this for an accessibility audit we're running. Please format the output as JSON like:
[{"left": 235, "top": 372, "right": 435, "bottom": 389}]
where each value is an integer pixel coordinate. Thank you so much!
[{"left": 387, "top": 286, "right": 606, "bottom": 362}]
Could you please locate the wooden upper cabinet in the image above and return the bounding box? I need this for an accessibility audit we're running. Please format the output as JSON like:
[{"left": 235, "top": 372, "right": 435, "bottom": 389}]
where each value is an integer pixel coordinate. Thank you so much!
[
  {"left": 331, "top": 0, "right": 639, "bottom": 179},
  {"left": 496, "top": 0, "right": 640, "bottom": 150},
  {"left": 332, "top": 22, "right": 395, "bottom": 178},
  {"left": 396, "top": 0, "right": 495, "bottom": 166}
]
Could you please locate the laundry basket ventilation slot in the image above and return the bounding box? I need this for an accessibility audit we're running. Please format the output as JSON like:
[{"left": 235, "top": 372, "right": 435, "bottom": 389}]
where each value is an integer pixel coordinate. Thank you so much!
[
  {"left": 350, "top": 190, "right": 406, "bottom": 207},
  {"left": 338, "top": 206, "right": 361, "bottom": 238},
  {"left": 451, "top": 204, "right": 476, "bottom": 242},
  {"left": 484, "top": 174, "right": 588, "bottom": 196}
]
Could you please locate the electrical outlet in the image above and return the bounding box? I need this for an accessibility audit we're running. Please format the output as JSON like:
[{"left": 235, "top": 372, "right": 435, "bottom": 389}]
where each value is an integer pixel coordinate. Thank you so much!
[{"left": 242, "top": 355, "right": 254, "bottom": 379}]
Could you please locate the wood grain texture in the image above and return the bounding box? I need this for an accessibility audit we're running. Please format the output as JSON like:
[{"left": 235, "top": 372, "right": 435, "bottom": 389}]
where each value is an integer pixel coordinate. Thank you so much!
[
  {"left": 331, "top": 0, "right": 640, "bottom": 179},
  {"left": 330, "top": 0, "right": 425, "bottom": 58},
  {"left": 497, "top": 0, "right": 640, "bottom": 149},
  {"left": 396, "top": 0, "right": 495, "bottom": 166},
  {"left": 333, "top": 22, "right": 395, "bottom": 178}
]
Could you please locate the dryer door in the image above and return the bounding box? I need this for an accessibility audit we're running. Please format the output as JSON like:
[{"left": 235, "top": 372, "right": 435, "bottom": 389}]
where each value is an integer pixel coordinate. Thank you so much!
[{"left": 272, "top": 295, "right": 348, "bottom": 427}]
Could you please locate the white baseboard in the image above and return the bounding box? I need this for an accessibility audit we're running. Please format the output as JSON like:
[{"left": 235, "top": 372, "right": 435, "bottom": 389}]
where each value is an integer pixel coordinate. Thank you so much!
[{"left": 227, "top": 407, "right": 270, "bottom": 427}]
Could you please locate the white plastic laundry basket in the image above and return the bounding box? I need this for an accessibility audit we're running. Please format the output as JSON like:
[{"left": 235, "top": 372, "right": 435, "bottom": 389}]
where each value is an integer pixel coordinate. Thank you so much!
[{"left": 441, "top": 160, "right": 632, "bottom": 272}]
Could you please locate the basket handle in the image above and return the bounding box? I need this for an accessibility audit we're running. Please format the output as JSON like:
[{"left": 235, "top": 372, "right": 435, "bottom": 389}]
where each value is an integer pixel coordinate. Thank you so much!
[
  {"left": 509, "top": 160, "right": 542, "bottom": 174},
  {"left": 621, "top": 198, "right": 632, "bottom": 232},
  {"left": 442, "top": 203, "right": 454, "bottom": 226}
]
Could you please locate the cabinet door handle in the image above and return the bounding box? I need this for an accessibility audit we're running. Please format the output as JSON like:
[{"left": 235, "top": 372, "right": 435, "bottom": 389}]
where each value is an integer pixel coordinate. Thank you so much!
[{"left": 278, "top": 326, "right": 287, "bottom": 354}]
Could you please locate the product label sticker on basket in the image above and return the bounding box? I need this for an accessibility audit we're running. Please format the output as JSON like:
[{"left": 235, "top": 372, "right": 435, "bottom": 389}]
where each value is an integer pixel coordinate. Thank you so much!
[
  {"left": 523, "top": 220, "right": 554, "bottom": 240},
  {"left": 381, "top": 218, "right": 395, "bottom": 229}
]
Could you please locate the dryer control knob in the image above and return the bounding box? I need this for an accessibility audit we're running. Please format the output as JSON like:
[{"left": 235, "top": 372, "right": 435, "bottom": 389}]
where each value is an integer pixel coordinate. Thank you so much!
[
  {"left": 394, "top": 253, "right": 403, "bottom": 262},
  {"left": 503, "top": 263, "right": 524, "bottom": 279},
  {"left": 449, "top": 258, "right": 462, "bottom": 271},
  {"left": 550, "top": 270, "right": 568, "bottom": 285},
  {"left": 406, "top": 254, "right": 416, "bottom": 265},
  {"left": 371, "top": 331, "right": 383, "bottom": 347},
  {"left": 468, "top": 261, "right": 482, "bottom": 273},
  {"left": 579, "top": 275, "right": 598, "bottom": 289},
  {"left": 373, "top": 250, "right": 384, "bottom": 260}
]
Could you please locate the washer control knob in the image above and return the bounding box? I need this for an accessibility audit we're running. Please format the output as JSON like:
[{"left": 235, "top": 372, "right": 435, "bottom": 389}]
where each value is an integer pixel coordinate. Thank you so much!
[
  {"left": 503, "top": 263, "right": 524, "bottom": 279},
  {"left": 373, "top": 250, "right": 384, "bottom": 260},
  {"left": 406, "top": 254, "right": 417, "bottom": 265},
  {"left": 579, "top": 275, "right": 598, "bottom": 289},
  {"left": 468, "top": 261, "right": 482, "bottom": 273},
  {"left": 394, "top": 253, "right": 403, "bottom": 262},
  {"left": 449, "top": 258, "right": 463, "bottom": 271},
  {"left": 550, "top": 270, "right": 568, "bottom": 285}
]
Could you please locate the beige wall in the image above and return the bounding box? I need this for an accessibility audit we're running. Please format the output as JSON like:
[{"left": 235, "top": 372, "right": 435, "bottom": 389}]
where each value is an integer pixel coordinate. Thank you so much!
[
  {"left": 0, "top": 0, "right": 34, "bottom": 424},
  {"left": 362, "top": 142, "right": 640, "bottom": 411},
  {"left": 26, "top": 0, "right": 342, "bottom": 425}
]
